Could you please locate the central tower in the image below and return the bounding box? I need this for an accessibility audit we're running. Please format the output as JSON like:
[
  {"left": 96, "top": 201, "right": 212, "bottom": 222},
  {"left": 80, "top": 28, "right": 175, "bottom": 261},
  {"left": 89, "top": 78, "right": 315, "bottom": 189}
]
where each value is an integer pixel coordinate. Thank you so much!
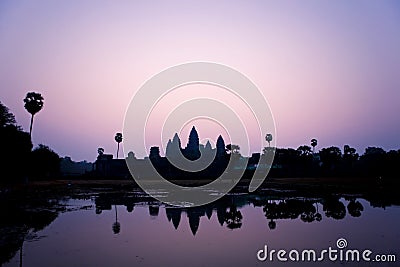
[{"left": 184, "top": 126, "right": 200, "bottom": 160}]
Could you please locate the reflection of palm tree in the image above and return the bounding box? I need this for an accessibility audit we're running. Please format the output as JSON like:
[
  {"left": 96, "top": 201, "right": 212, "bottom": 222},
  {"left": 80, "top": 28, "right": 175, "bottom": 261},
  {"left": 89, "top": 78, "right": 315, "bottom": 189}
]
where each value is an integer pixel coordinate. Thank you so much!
[
  {"left": 114, "top": 133, "right": 123, "bottom": 159},
  {"left": 265, "top": 134, "right": 273, "bottom": 147},
  {"left": 19, "top": 225, "right": 30, "bottom": 267},
  {"left": 20, "top": 235, "right": 24, "bottom": 267},
  {"left": 263, "top": 200, "right": 278, "bottom": 230},
  {"left": 23, "top": 92, "right": 44, "bottom": 138},
  {"left": 112, "top": 205, "right": 121, "bottom": 234}
]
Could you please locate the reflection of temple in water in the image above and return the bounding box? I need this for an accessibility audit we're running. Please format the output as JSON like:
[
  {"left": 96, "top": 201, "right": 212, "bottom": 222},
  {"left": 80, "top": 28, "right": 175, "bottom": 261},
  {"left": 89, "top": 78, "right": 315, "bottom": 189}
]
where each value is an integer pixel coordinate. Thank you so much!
[
  {"left": 4, "top": 188, "right": 397, "bottom": 266},
  {"left": 92, "top": 193, "right": 369, "bottom": 235}
]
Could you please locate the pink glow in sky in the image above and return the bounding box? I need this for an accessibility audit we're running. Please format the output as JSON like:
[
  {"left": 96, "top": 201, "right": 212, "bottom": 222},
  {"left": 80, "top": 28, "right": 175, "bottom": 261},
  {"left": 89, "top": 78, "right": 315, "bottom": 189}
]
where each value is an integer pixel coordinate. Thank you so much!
[{"left": 1, "top": 1, "right": 399, "bottom": 161}]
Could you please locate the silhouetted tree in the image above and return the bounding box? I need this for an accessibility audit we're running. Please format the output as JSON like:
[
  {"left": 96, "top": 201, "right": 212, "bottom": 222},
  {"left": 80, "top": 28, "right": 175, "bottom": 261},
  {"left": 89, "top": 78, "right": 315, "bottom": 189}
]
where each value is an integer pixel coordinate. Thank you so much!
[
  {"left": 311, "top": 139, "right": 318, "bottom": 153},
  {"left": 263, "top": 201, "right": 279, "bottom": 230},
  {"left": 30, "top": 144, "right": 60, "bottom": 179},
  {"left": 297, "top": 145, "right": 312, "bottom": 157},
  {"left": 0, "top": 101, "right": 16, "bottom": 127},
  {"left": 114, "top": 133, "right": 123, "bottom": 159},
  {"left": 273, "top": 148, "right": 298, "bottom": 177},
  {"left": 323, "top": 198, "right": 346, "bottom": 220},
  {"left": 0, "top": 102, "right": 32, "bottom": 182},
  {"left": 262, "top": 146, "right": 275, "bottom": 155},
  {"left": 385, "top": 149, "right": 400, "bottom": 180},
  {"left": 342, "top": 145, "right": 358, "bottom": 176},
  {"left": 359, "top": 147, "right": 386, "bottom": 179},
  {"left": 300, "top": 201, "right": 317, "bottom": 223},
  {"left": 0, "top": 125, "right": 32, "bottom": 181},
  {"left": 127, "top": 151, "right": 135, "bottom": 159},
  {"left": 226, "top": 144, "right": 240, "bottom": 154},
  {"left": 266, "top": 133, "right": 273, "bottom": 147},
  {"left": 296, "top": 145, "right": 314, "bottom": 176},
  {"left": 319, "top": 146, "right": 342, "bottom": 175},
  {"left": 347, "top": 199, "right": 364, "bottom": 217},
  {"left": 343, "top": 145, "right": 358, "bottom": 161},
  {"left": 97, "top": 147, "right": 104, "bottom": 156},
  {"left": 23, "top": 92, "right": 44, "bottom": 138}
]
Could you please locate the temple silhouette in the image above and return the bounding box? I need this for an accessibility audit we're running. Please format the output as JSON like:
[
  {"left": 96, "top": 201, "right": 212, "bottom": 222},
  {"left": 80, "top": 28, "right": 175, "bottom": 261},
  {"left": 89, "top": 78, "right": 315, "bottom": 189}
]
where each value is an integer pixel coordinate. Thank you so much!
[
  {"left": 93, "top": 126, "right": 263, "bottom": 184},
  {"left": 145, "top": 126, "right": 231, "bottom": 184}
]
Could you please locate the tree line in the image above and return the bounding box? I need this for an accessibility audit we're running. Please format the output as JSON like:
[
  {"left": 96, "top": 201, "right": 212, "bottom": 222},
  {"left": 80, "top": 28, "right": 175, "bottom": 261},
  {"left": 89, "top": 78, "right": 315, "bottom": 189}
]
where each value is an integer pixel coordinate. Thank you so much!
[
  {"left": 262, "top": 136, "right": 399, "bottom": 182},
  {"left": 1, "top": 95, "right": 399, "bottom": 183}
]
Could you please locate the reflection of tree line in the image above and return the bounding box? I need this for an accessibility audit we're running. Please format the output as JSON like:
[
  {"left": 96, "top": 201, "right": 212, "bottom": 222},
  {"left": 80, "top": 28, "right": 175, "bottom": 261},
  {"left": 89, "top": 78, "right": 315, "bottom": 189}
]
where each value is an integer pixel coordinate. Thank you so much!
[
  {"left": 0, "top": 190, "right": 386, "bottom": 266},
  {"left": 0, "top": 192, "right": 62, "bottom": 265},
  {"left": 94, "top": 193, "right": 367, "bottom": 235},
  {"left": 260, "top": 197, "right": 364, "bottom": 230}
]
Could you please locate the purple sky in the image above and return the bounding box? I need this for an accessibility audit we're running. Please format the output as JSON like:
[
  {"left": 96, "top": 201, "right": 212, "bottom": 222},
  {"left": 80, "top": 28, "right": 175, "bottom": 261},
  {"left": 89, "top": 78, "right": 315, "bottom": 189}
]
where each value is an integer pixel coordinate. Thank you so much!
[{"left": 1, "top": 1, "right": 399, "bottom": 161}]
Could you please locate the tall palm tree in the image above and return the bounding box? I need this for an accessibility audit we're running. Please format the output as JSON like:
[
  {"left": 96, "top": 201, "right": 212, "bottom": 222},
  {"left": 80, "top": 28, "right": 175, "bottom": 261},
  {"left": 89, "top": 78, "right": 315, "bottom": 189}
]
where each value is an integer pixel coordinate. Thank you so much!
[
  {"left": 24, "top": 92, "right": 44, "bottom": 138},
  {"left": 114, "top": 133, "right": 123, "bottom": 159},
  {"left": 265, "top": 133, "right": 273, "bottom": 147},
  {"left": 112, "top": 205, "right": 121, "bottom": 234},
  {"left": 311, "top": 138, "right": 318, "bottom": 153}
]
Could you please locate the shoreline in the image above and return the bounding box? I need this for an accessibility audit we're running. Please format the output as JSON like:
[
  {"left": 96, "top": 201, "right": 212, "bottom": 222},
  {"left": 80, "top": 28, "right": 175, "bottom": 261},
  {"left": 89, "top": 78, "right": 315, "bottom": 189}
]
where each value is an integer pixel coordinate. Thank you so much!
[{"left": 1, "top": 176, "right": 395, "bottom": 197}]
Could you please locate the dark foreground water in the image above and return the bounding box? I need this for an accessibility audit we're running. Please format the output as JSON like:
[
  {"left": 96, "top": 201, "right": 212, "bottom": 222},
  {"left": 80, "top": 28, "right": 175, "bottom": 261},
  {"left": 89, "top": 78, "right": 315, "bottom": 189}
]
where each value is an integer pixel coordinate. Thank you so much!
[{"left": 2, "top": 189, "right": 400, "bottom": 267}]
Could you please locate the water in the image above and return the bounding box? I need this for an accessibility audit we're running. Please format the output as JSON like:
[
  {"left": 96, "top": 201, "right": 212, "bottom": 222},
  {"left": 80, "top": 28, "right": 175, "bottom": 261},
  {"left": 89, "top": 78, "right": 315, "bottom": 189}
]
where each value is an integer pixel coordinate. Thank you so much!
[{"left": 2, "top": 190, "right": 400, "bottom": 267}]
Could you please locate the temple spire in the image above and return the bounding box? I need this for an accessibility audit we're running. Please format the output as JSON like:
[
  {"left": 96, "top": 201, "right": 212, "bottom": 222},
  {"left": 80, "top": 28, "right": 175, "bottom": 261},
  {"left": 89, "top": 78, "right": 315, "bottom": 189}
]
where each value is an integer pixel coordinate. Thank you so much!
[{"left": 184, "top": 126, "right": 200, "bottom": 160}]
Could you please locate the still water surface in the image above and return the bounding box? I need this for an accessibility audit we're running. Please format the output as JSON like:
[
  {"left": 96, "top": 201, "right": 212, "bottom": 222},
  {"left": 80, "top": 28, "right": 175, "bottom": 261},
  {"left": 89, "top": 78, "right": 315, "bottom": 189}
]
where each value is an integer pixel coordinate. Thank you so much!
[{"left": 3, "top": 191, "right": 400, "bottom": 267}]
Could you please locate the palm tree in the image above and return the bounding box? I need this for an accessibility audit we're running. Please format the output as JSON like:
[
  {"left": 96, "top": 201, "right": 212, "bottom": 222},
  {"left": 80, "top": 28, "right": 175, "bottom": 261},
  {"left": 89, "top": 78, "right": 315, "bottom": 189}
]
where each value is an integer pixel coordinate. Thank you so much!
[
  {"left": 114, "top": 133, "right": 123, "bottom": 159},
  {"left": 23, "top": 92, "right": 44, "bottom": 138},
  {"left": 311, "top": 138, "right": 318, "bottom": 153},
  {"left": 265, "top": 133, "right": 273, "bottom": 147}
]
